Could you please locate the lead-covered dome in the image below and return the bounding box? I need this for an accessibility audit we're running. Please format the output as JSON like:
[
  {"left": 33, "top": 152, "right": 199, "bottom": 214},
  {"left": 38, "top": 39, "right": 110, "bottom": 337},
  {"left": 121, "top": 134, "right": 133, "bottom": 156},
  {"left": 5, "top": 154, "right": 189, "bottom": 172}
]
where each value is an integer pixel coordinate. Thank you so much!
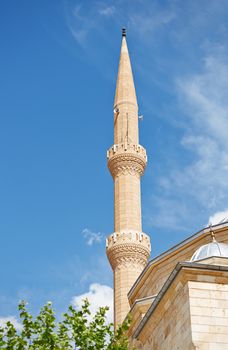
[{"left": 191, "top": 240, "right": 228, "bottom": 262}]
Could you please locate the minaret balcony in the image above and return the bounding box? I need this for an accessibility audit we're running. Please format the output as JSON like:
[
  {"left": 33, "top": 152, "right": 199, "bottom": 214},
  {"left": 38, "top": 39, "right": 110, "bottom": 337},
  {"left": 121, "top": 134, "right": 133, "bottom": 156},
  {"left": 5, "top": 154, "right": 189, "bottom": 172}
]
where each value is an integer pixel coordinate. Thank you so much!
[
  {"left": 106, "top": 230, "right": 151, "bottom": 270},
  {"left": 107, "top": 143, "right": 147, "bottom": 178}
]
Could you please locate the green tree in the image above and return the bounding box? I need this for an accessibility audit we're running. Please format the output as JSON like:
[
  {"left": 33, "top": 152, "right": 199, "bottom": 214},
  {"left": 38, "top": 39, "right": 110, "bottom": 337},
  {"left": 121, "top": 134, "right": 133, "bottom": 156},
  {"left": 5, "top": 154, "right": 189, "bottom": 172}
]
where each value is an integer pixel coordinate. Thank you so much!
[{"left": 0, "top": 300, "right": 130, "bottom": 350}]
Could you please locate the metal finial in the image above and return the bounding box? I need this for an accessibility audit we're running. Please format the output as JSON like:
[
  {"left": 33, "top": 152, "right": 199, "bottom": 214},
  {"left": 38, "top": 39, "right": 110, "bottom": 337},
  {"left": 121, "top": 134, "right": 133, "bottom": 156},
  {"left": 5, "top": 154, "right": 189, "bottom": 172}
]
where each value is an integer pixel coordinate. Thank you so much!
[
  {"left": 122, "top": 27, "right": 126, "bottom": 37},
  {"left": 209, "top": 223, "right": 216, "bottom": 242}
]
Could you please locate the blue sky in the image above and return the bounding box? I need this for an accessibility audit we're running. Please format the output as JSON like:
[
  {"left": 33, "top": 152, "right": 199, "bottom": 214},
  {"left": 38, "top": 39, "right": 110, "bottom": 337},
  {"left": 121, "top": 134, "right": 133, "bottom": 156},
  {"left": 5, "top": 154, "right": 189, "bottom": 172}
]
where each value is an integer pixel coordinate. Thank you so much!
[{"left": 1, "top": 0, "right": 228, "bottom": 323}]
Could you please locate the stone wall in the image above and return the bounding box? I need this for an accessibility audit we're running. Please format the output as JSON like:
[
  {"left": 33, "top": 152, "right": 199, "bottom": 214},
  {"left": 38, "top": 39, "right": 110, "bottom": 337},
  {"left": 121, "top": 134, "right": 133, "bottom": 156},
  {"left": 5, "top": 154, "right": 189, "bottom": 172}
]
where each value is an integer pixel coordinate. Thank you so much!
[
  {"left": 138, "top": 271, "right": 193, "bottom": 350},
  {"left": 133, "top": 262, "right": 228, "bottom": 350},
  {"left": 189, "top": 281, "right": 228, "bottom": 349}
]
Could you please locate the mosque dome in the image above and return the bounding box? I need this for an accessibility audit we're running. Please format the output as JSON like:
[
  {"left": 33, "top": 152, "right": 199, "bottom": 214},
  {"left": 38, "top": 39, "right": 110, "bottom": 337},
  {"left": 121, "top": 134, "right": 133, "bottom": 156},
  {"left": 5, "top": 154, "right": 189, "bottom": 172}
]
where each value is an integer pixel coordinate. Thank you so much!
[{"left": 191, "top": 239, "right": 228, "bottom": 262}]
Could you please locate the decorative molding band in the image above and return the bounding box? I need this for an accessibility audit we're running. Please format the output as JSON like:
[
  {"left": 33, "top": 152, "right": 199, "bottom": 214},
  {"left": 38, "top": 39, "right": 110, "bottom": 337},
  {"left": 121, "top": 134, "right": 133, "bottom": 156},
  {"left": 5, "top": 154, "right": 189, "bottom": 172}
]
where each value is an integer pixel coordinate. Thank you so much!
[{"left": 108, "top": 152, "right": 147, "bottom": 178}]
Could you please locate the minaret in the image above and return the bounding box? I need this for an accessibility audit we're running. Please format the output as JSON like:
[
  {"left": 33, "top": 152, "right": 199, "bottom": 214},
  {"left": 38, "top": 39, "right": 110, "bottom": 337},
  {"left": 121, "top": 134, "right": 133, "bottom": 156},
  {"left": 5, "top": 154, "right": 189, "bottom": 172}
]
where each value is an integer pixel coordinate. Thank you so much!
[{"left": 106, "top": 29, "right": 151, "bottom": 328}]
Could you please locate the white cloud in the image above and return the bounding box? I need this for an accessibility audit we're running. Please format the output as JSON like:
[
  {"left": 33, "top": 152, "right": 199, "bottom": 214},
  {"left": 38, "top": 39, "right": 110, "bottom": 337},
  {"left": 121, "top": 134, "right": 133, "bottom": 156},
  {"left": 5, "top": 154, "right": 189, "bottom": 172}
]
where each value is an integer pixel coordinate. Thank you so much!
[
  {"left": 0, "top": 316, "right": 22, "bottom": 331},
  {"left": 177, "top": 51, "right": 228, "bottom": 202},
  {"left": 65, "top": 0, "right": 177, "bottom": 48},
  {"left": 82, "top": 228, "right": 104, "bottom": 245},
  {"left": 163, "top": 51, "right": 228, "bottom": 205},
  {"left": 208, "top": 210, "right": 228, "bottom": 226},
  {"left": 153, "top": 48, "right": 228, "bottom": 230},
  {"left": 129, "top": 10, "right": 176, "bottom": 35},
  {"left": 98, "top": 6, "right": 115, "bottom": 17},
  {"left": 65, "top": 3, "right": 95, "bottom": 46},
  {"left": 71, "top": 283, "right": 113, "bottom": 323},
  {"left": 178, "top": 53, "right": 228, "bottom": 145}
]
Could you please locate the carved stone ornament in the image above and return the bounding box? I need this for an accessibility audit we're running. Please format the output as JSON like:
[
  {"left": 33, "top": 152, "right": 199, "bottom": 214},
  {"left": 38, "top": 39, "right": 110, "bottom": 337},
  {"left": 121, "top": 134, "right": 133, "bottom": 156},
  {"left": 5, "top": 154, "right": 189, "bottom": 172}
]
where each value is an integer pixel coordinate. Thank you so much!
[
  {"left": 107, "top": 242, "right": 150, "bottom": 270},
  {"left": 108, "top": 152, "right": 147, "bottom": 178}
]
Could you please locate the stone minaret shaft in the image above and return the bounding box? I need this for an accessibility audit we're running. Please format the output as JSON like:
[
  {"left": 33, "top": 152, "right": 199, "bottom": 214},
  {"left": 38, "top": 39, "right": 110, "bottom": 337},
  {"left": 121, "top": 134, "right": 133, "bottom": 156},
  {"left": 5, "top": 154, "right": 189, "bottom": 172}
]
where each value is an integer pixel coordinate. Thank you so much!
[{"left": 106, "top": 30, "right": 151, "bottom": 328}]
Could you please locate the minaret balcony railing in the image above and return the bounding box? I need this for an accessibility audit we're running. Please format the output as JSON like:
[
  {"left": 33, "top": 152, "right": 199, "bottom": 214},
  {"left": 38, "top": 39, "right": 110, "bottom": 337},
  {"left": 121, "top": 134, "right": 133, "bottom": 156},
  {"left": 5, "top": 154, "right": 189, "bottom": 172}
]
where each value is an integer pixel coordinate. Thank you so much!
[
  {"left": 106, "top": 230, "right": 151, "bottom": 249},
  {"left": 107, "top": 143, "right": 147, "bottom": 161}
]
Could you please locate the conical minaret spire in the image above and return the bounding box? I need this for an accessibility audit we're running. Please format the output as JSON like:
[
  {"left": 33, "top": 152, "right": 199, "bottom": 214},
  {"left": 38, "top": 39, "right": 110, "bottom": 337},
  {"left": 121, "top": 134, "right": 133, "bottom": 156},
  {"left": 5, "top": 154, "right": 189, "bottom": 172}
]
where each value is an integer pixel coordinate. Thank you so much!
[
  {"left": 114, "top": 29, "right": 138, "bottom": 145},
  {"left": 106, "top": 29, "right": 151, "bottom": 328}
]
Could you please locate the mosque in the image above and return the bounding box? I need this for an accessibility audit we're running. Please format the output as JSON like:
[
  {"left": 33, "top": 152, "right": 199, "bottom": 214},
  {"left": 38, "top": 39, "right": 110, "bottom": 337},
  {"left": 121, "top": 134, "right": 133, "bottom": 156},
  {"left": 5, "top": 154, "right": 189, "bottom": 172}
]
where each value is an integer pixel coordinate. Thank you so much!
[{"left": 106, "top": 29, "right": 228, "bottom": 349}]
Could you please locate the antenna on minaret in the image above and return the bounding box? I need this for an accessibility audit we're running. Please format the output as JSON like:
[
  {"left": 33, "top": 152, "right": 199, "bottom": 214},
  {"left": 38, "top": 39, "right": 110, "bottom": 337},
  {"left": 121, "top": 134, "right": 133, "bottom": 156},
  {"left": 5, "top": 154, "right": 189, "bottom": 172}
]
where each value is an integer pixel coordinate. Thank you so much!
[
  {"left": 126, "top": 112, "right": 129, "bottom": 143},
  {"left": 122, "top": 27, "right": 126, "bottom": 37}
]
